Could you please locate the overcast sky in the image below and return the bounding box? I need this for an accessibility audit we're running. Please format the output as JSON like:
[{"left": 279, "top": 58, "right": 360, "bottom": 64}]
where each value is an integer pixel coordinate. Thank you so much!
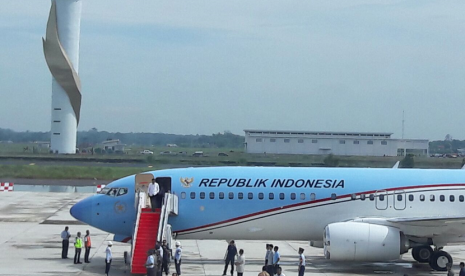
[{"left": 1, "top": 0, "right": 464, "bottom": 140}]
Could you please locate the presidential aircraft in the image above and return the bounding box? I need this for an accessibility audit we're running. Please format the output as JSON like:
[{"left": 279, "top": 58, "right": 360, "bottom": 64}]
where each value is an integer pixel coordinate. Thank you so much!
[{"left": 70, "top": 166, "right": 465, "bottom": 271}]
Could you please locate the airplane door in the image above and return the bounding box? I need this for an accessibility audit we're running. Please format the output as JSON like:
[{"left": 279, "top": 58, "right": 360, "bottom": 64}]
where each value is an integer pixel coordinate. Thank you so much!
[
  {"left": 393, "top": 190, "right": 406, "bottom": 210},
  {"left": 375, "top": 190, "right": 388, "bottom": 210}
]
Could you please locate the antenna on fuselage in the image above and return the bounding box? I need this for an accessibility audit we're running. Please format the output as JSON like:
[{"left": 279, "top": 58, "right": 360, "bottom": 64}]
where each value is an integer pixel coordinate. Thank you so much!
[{"left": 392, "top": 161, "right": 400, "bottom": 169}]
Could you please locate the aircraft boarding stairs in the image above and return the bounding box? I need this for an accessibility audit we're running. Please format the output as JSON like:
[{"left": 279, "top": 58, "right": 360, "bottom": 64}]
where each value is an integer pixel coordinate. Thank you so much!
[{"left": 130, "top": 192, "right": 178, "bottom": 274}]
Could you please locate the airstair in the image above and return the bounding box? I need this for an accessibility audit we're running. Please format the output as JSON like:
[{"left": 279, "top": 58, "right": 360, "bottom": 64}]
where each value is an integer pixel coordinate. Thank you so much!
[{"left": 130, "top": 174, "right": 178, "bottom": 274}]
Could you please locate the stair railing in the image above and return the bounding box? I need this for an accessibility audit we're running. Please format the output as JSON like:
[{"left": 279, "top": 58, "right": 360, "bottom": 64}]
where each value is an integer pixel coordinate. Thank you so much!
[
  {"left": 157, "top": 193, "right": 173, "bottom": 242},
  {"left": 130, "top": 191, "right": 146, "bottom": 268}
]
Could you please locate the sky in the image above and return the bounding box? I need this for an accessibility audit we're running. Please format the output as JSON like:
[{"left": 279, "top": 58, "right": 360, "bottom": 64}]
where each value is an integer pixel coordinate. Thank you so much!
[{"left": 0, "top": 0, "right": 464, "bottom": 140}]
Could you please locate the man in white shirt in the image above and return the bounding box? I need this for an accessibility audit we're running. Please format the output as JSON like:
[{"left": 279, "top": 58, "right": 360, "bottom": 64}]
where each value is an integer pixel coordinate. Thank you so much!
[
  {"left": 145, "top": 250, "right": 155, "bottom": 276},
  {"left": 298, "top": 247, "right": 305, "bottom": 276},
  {"left": 235, "top": 249, "right": 245, "bottom": 276},
  {"left": 148, "top": 179, "right": 160, "bottom": 212},
  {"left": 174, "top": 241, "right": 182, "bottom": 276},
  {"left": 266, "top": 244, "right": 274, "bottom": 276},
  {"left": 105, "top": 241, "right": 113, "bottom": 276}
]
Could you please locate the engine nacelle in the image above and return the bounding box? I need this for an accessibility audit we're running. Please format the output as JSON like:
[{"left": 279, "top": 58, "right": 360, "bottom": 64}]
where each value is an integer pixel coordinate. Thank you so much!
[{"left": 324, "top": 222, "right": 409, "bottom": 261}]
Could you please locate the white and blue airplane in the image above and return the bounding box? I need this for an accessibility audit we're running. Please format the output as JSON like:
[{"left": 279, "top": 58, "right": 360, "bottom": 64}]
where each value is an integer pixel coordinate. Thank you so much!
[{"left": 70, "top": 166, "right": 465, "bottom": 271}]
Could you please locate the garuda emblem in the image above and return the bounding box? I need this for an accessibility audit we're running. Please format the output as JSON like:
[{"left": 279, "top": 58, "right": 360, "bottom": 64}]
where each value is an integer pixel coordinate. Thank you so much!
[{"left": 180, "top": 177, "right": 194, "bottom": 188}]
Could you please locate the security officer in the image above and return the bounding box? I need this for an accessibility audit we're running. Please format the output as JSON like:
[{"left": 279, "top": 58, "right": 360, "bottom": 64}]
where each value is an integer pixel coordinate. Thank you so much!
[{"left": 74, "top": 232, "right": 83, "bottom": 264}]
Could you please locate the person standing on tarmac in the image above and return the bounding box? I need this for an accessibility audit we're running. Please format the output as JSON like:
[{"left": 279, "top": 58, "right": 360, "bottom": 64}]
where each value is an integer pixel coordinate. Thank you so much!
[
  {"left": 61, "top": 226, "right": 71, "bottom": 259},
  {"left": 84, "top": 230, "right": 91, "bottom": 263},
  {"left": 273, "top": 246, "right": 281, "bottom": 275},
  {"left": 105, "top": 241, "right": 113, "bottom": 276},
  {"left": 298, "top": 247, "right": 305, "bottom": 276},
  {"left": 235, "top": 249, "right": 245, "bottom": 276},
  {"left": 222, "top": 240, "right": 238, "bottom": 276},
  {"left": 174, "top": 241, "right": 182, "bottom": 276},
  {"left": 161, "top": 239, "right": 171, "bottom": 275},
  {"left": 148, "top": 179, "right": 160, "bottom": 212},
  {"left": 73, "top": 232, "right": 83, "bottom": 264},
  {"left": 266, "top": 244, "right": 274, "bottom": 276},
  {"left": 145, "top": 250, "right": 155, "bottom": 276}
]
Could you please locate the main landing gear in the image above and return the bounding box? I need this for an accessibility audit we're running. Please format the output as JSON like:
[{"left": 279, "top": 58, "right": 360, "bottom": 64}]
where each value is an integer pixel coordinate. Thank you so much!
[{"left": 412, "top": 245, "right": 452, "bottom": 271}]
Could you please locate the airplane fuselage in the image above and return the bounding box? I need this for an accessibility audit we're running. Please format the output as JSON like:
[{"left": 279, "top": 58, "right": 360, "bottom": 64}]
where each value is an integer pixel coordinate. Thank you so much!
[{"left": 71, "top": 167, "right": 465, "bottom": 244}]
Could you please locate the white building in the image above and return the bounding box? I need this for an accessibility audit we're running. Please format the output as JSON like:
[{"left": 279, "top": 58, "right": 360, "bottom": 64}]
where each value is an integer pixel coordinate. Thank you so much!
[
  {"left": 244, "top": 130, "right": 429, "bottom": 157},
  {"left": 43, "top": 0, "right": 82, "bottom": 154}
]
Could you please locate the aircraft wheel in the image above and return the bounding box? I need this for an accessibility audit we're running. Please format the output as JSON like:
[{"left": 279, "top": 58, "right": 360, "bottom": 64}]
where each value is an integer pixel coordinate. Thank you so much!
[
  {"left": 429, "top": 251, "right": 452, "bottom": 271},
  {"left": 124, "top": 251, "right": 128, "bottom": 264},
  {"left": 412, "top": 246, "right": 433, "bottom": 263}
]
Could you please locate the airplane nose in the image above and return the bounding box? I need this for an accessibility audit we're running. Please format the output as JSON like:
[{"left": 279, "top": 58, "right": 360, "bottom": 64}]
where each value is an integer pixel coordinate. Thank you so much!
[{"left": 70, "top": 197, "right": 93, "bottom": 225}]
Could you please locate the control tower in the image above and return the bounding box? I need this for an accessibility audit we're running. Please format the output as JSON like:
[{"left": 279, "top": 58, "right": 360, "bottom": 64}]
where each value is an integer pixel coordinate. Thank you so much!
[{"left": 43, "top": 0, "right": 82, "bottom": 154}]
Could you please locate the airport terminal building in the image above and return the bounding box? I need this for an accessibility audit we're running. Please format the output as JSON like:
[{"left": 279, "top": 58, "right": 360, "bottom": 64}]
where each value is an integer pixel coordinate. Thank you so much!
[{"left": 244, "top": 130, "right": 429, "bottom": 157}]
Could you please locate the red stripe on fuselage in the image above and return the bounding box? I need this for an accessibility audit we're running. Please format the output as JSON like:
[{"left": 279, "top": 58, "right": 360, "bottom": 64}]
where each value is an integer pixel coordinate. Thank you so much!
[{"left": 175, "top": 183, "right": 465, "bottom": 234}]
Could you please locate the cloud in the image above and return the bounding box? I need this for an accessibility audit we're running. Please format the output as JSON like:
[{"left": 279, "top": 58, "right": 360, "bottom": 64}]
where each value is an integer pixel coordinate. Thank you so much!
[{"left": 0, "top": 0, "right": 464, "bottom": 139}]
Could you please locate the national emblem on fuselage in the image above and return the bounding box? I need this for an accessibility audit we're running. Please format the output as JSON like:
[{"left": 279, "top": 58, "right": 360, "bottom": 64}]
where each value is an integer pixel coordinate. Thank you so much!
[{"left": 180, "top": 177, "right": 194, "bottom": 188}]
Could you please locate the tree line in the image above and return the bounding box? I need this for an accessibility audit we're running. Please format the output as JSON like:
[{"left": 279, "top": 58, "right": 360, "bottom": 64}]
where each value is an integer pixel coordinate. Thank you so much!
[{"left": 0, "top": 128, "right": 245, "bottom": 149}]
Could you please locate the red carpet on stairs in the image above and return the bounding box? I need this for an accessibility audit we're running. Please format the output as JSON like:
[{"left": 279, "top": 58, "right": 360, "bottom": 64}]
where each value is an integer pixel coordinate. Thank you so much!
[{"left": 131, "top": 208, "right": 160, "bottom": 274}]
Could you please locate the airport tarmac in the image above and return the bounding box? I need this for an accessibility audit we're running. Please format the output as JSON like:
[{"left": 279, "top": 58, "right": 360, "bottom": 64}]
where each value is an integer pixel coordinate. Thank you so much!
[{"left": 1, "top": 191, "right": 465, "bottom": 276}]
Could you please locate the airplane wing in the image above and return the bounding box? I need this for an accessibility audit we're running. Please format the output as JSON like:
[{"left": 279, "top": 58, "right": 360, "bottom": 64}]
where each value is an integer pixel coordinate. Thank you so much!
[
  {"left": 387, "top": 216, "right": 465, "bottom": 226},
  {"left": 353, "top": 217, "right": 465, "bottom": 240}
]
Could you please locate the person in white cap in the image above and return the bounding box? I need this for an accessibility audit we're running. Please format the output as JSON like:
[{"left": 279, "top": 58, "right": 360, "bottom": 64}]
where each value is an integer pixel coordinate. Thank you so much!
[
  {"left": 174, "top": 241, "right": 182, "bottom": 276},
  {"left": 105, "top": 241, "right": 113, "bottom": 276}
]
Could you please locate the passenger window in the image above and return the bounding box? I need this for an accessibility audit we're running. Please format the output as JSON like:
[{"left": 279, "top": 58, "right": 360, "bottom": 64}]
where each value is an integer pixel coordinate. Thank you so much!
[
  {"left": 351, "top": 194, "right": 356, "bottom": 200},
  {"left": 279, "top": 193, "right": 285, "bottom": 200},
  {"left": 181, "top": 192, "right": 186, "bottom": 199},
  {"left": 238, "top": 192, "right": 243, "bottom": 200},
  {"left": 420, "top": 194, "right": 425, "bottom": 201},
  {"left": 200, "top": 192, "right": 205, "bottom": 199},
  {"left": 219, "top": 192, "right": 224, "bottom": 199},
  {"left": 107, "top": 188, "right": 118, "bottom": 197},
  {"left": 248, "top": 193, "right": 253, "bottom": 199},
  {"left": 258, "top": 193, "right": 264, "bottom": 200},
  {"left": 450, "top": 195, "right": 455, "bottom": 202},
  {"left": 300, "top": 193, "right": 305, "bottom": 200},
  {"left": 379, "top": 194, "right": 385, "bottom": 201},
  {"left": 440, "top": 195, "right": 445, "bottom": 202},
  {"left": 291, "top": 193, "right": 296, "bottom": 200},
  {"left": 369, "top": 194, "right": 375, "bottom": 201},
  {"left": 190, "top": 192, "right": 195, "bottom": 199},
  {"left": 117, "top": 188, "right": 128, "bottom": 196},
  {"left": 360, "top": 194, "right": 366, "bottom": 200},
  {"left": 460, "top": 195, "right": 464, "bottom": 202},
  {"left": 397, "top": 194, "right": 403, "bottom": 201},
  {"left": 269, "top": 193, "right": 274, "bottom": 200},
  {"left": 408, "top": 195, "right": 414, "bottom": 201},
  {"left": 310, "top": 193, "right": 316, "bottom": 201},
  {"left": 229, "top": 192, "right": 234, "bottom": 199},
  {"left": 430, "top": 195, "right": 435, "bottom": 202},
  {"left": 331, "top": 193, "right": 337, "bottom": 200},
  {"left": 209, "top": 192, "right": 215, "bottom": 199}
]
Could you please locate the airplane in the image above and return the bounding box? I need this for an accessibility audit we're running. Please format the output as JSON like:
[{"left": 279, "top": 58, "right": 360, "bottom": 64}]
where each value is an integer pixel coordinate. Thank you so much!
[{"left": 70, "top": 166, "right": 465, "bottom": 271}]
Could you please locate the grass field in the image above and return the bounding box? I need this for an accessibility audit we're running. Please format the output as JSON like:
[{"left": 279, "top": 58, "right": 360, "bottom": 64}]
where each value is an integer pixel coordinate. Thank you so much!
[
  {"left": 0, "top": 143, "right": 463, "bottom": 180},
  {"left": 0, "top": 164, "right": 154, "bottom": 180}
]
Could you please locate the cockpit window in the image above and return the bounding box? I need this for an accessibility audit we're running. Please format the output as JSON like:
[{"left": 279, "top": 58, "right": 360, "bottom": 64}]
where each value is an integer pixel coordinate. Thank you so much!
[
  {"left": 107, "top": 188, "right": 118, "bottom": 197},
  {"left": 117, "top": 188, "right": 128, "bottom": 196},
  {"left": 99, "top": 187, "right": 110, "bottom": 194}
]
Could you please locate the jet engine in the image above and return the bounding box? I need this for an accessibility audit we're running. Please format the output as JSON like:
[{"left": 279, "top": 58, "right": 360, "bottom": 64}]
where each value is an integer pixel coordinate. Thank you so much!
[{"left": 324, "top": 222, "right": 409, "bottom": 261}]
